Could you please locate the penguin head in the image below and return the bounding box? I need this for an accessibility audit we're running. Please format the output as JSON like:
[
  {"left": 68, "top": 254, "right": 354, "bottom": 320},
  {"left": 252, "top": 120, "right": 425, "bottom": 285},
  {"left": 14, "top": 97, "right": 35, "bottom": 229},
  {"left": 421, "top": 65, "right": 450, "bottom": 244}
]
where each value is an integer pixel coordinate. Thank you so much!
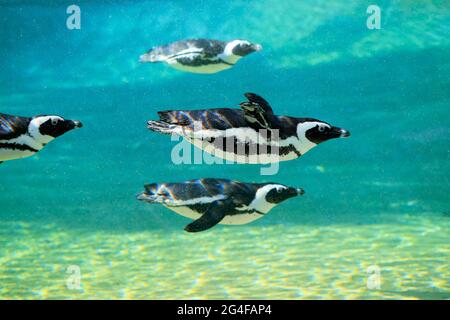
[
  {"left": 264, "top": 185, "right": 304, "bottom": 204},
  {"left": 29, "top": 115, "right": 83, "bottom": 143},
  {"left": 297, "top": 120, "right": 350, "bottom": 145},
  {"left": 229, "top": 40, "right": 263, "bottom": 57}
]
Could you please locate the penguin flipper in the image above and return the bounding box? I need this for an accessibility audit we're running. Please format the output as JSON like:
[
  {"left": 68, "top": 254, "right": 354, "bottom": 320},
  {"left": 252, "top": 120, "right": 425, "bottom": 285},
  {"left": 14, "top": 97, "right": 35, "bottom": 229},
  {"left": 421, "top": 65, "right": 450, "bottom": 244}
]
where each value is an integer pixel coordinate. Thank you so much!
[
  {"left": 244, "top": 93, "right": 274, "bottom": 114},
  {"left": 184, "top": 201, "right": 227, "bottom": 233},
  {"left": 240, "top": 93, "right": 274, "bottom": 130},
  {"left": 147, "top": 120, "right": 176, "bottom": 135}
]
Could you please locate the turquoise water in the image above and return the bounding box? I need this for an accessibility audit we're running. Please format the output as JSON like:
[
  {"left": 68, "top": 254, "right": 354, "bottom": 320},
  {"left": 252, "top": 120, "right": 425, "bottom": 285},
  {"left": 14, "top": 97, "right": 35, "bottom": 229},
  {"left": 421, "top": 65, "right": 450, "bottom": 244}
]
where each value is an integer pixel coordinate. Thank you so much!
[{"left": 0, "top": 1, "right": 449, "bottom": 299}]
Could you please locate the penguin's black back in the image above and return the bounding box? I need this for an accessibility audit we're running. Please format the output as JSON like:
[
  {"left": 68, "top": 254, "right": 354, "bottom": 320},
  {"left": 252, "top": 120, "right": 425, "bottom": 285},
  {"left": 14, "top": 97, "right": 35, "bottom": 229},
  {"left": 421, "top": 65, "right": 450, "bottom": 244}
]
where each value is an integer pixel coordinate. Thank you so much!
[
  {"left": 0, "top": 113, "right": 31, "bottom": 140},
  {"left": 158, "top": 109, "right": 302, "bottom": 139},
  {"left": 145, "top": 178, "right": 261, "bottom": 205},
  {"left": 153, "top": 39, "right": 226, "bottom": 59}
]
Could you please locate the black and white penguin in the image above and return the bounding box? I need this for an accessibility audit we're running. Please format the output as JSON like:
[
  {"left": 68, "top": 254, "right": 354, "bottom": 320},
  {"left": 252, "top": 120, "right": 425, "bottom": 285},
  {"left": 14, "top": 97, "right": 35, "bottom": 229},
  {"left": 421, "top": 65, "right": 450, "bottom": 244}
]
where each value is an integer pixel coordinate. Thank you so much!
[
  {"left": 137, "top": 178, "right": 304, "bottom": 232},
  {"left": 139, "top": 39, "right": 262, "bottom": 74},
  {"left": 147, "top": 93, "right": 350, "bottom": 164},
  {"left": 0, "top": 113, "right": 82, "bottom": 164}
]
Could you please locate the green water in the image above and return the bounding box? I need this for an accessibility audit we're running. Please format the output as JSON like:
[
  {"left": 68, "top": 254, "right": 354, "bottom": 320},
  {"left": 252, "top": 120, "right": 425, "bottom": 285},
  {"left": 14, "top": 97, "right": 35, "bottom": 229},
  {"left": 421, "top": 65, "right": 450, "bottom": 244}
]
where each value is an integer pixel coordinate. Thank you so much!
[{"left": 0, "top": 1, "right": 449, "bottom": 299}]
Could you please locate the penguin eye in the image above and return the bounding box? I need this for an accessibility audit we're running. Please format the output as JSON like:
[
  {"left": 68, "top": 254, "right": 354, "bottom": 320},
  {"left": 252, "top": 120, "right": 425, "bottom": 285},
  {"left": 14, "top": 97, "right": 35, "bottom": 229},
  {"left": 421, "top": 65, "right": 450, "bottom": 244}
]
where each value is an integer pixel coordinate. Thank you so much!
[
  {"left": 51, "top": 119, "right": 58, "bottom": 126},
  {"left": 276, "top": 188, "right": 283, "bottom": 193},
  {"left": 318, "top": 125, "right": 326, "bottom": 132}
]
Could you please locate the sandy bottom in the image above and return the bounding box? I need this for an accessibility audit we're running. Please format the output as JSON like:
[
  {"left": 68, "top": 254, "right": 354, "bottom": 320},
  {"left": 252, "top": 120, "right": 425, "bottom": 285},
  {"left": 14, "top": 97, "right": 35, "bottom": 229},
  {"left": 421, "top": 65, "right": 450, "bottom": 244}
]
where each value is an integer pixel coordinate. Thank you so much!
[{"left": 0, "top": 212, "right": 448, "bottom": 300}]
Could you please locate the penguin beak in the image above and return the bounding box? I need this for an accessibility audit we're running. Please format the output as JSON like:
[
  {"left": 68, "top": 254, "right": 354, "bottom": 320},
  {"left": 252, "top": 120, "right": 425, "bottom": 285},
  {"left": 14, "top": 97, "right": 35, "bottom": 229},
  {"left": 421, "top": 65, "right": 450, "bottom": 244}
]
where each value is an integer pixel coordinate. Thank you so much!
[
  {"left": 330, "top": 126, "right": 350, "bottom": 138},
  {"left": 72, "top": 120, "right": 83, "bottom": 129},
  {"left": 252, "top": 44, "right": 263, "bottom": 52},
  {"left": 339, "top": 128, "right": 350, "bottom": 138},
  {"left": 296, "top": 188, "right": 305, "bottom": 196}
]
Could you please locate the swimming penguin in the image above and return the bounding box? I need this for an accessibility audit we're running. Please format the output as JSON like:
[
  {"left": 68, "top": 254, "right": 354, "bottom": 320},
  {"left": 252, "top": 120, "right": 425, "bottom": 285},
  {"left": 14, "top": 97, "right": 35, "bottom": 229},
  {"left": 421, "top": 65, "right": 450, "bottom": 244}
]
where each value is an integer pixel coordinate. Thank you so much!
[
  {"left": 139, "top": 39, "right": 262, "bottom": 74},
  {"left": 0, "top": 113, "right": 83, "bottom": 164},
  {"left": 147, "top": 93, "right": 350, "bottom": 164},
  {"left": 137, "top": 178, "right": 304, "bottom": 232}
]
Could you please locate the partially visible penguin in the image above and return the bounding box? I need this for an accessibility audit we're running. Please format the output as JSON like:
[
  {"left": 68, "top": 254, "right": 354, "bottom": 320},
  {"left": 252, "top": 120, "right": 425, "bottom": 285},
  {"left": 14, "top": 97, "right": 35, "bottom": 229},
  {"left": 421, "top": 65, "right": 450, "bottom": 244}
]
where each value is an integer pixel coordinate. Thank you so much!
[
  {"left": 137, "top": 178, "right": 304, "bottom": 232},
  {"left": 139, "top": 39, "right": 262, "bottom": 74},
  {"left": 147, "top": 93, "right": 350, "bottom": 164},
  {"left": 0, "top": 113, "right": 83, "bottom": 164}
]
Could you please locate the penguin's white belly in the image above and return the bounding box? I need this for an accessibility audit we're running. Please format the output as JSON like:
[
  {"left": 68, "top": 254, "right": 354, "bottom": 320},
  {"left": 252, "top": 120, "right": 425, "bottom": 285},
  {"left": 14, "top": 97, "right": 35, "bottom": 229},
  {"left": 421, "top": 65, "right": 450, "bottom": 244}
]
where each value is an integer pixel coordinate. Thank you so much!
[
  {"left": 198, "top": 142, "right": 291, "bottom": 164},
  {"left": 165, "top": 205, "right": 201, "bottom": 220},
  {"left": 220, "top": 212, "right": 263, "bottom": 225},
  {"left": 0, "top": 148, "right": 35, "bottom": 161},
  {"left": 165, "top": 205, "right": 264, "bottom": 225},
  {"left": 183, "top": 128, "right": 302, "bottom": 163},
  {"left": 166, "top": 59, "right": 232, "bottom": 74}
]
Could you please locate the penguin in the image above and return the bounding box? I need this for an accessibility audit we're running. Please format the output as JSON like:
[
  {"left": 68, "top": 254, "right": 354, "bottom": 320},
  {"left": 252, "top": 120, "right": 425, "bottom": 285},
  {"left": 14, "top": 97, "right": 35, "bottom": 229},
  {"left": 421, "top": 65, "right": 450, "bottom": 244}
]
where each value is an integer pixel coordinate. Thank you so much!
[
  {"left": 139, "top": 39, "right": 262, "bottom": 74},
  {"left": 137, "top": 178, "right": 304, "bottom": 232},
  {"left": 147, "top": 93, "right": 350, "bottom": 164},
  {"left": 0, "top": 113, "right": 83, "bottom": 164}
]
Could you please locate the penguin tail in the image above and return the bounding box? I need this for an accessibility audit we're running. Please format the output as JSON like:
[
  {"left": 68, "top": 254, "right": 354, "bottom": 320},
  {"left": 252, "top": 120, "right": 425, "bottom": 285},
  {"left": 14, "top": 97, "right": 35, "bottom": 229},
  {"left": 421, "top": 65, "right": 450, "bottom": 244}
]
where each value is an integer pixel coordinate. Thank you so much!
[
  {"left": 137, "top": 183, "right": 163, "bottom": 203},
  {"left": 139, "top": 48, "right": 166, "bottom": 63},
  {"left": 137, "top": 192, "right": 160, "bottom": 203},
  {"left": 147, "top": 120, "right": 177, "bottom": 135}
]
